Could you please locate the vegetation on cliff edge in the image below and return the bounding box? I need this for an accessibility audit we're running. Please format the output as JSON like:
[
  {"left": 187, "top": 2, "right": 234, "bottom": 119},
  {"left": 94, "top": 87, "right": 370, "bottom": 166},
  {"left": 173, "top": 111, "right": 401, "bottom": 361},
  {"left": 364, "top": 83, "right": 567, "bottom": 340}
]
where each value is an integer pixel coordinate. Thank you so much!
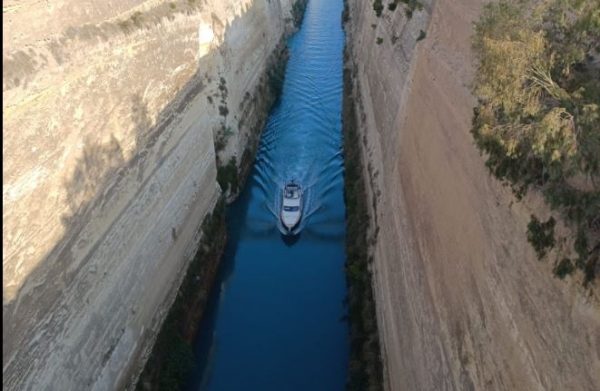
[
  {"left": 292, "top": 0, "right": 310, "bottom": 28},
  {"left": 472, "top": 0, "right": 600, "bottom": 284},
  {"left": 374, "top": 0, "right": 423, "bottom": 19},
  {"left": 217, "top": 157, "right": 239, "bottom": 195}
]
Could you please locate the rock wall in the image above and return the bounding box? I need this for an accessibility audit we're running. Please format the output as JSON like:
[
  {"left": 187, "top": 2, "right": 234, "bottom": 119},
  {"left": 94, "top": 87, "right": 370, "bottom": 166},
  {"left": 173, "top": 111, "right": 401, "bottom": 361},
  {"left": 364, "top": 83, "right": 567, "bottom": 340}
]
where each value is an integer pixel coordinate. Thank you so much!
[
  {"left": 345, "top": 0, "right": 600, "bottom": 390},
  {"left": 2, "top": 0, "right": 296, "bottom": 389}
]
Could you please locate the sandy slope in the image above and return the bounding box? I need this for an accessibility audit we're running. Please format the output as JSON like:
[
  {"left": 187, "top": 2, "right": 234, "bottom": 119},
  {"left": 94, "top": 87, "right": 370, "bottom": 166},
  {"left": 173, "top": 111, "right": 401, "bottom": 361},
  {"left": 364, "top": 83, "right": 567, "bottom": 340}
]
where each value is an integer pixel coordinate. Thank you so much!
[{"left": 348, "top": 0, "right": 600, "bottom": 389}]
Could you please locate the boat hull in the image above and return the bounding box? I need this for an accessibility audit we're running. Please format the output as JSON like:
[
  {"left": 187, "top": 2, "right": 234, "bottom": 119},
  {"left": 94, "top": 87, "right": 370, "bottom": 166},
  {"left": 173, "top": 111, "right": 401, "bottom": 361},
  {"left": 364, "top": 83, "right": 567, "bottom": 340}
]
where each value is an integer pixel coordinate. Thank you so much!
[
  {"left": 281, "top": 182, "right": 303, "bottom": 235},
  {"left": 281, "top": 212, "right": 301, "bottom": 233}
]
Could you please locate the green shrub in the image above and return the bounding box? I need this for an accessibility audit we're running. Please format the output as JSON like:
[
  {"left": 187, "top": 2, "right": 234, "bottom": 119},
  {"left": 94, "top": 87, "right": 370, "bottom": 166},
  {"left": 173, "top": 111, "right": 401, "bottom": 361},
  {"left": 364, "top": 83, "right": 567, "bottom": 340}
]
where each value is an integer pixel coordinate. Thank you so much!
[
  {"left": 527, "top": 215, "right": 556, "bottom": 259},
  {"left": 373, "top": 0, "right": 384, "bottom": 17},
  {"left": 574, "top": 227, "right": 589, "bottom": 264},
  {"left": 157, "top": 332, "right": 195, "bottom": 390},
  {"left": 218, "top": 77, "right": 227, "bottom": 98},
  {"left": 214, "top": 126, "right": 233, "bottom": 153},
  {"left": 217, "top": 158, "right": 238, "bottom": 194},
  {"left": 583, "top": 256, "right": 598, "bottom": 286},
  {"left": 291, "top": 0, "right": 309, "bottom": 27},
  {"left": 416, "top": 30, "right": 426, "bottom": 41},
  {"left": 342, "top": 7, "right": 350, "bottom": 23},
  {"left": 554, "top": 258, "right": 575, "bottom": 279},
  {"left": 267, "top": 52, "right": 287, "bottom": 97},
  {"left": 376, "top": 37, "right": 383, "bottom": 45},
  {"left": 218, "top": 105, "right": 229, "bottom": 117}
]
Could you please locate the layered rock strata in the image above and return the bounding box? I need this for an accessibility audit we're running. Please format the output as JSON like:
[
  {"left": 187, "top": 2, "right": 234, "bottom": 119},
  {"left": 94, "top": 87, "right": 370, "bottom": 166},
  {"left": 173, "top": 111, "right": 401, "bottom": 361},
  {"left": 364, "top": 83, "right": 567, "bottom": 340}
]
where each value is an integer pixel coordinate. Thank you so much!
[{"left": 3, "top": 0, "right": 297, "bottom": 389}]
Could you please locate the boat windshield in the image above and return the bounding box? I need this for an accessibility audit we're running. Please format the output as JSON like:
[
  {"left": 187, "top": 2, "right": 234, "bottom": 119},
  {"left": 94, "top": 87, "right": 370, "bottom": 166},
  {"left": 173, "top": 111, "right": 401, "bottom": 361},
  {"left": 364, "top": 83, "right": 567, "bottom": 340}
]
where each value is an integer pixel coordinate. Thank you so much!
[
  {"left": 283, "top": 206, "right": 299, "bottom": 212},
  {"left": 285, "top": 189, "right": 300, "bottom": 198}
]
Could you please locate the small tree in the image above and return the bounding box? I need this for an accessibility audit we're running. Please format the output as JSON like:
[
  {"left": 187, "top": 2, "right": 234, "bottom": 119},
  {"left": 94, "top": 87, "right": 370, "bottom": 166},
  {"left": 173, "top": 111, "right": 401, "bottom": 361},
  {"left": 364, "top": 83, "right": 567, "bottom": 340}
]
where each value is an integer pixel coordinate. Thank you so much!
[
  {"left": 527, "top": 215, "right": 556, "bottom": 259},
  {"left": 471, "top": 0, "right": 599, "bottom": 283},
  {"left": 373, "top": 0, "right": 384, "bottom": 17}
]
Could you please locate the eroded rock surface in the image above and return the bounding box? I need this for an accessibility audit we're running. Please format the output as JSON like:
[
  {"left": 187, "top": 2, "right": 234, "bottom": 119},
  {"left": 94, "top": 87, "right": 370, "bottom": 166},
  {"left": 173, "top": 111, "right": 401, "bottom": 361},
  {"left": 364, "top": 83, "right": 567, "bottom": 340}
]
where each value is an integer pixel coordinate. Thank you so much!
[
  {"left": 345, "top": 0, "right": 600, "bottom": 389},
  {"left": 3, "top": 0, "right": 296, "bottom": 389}
]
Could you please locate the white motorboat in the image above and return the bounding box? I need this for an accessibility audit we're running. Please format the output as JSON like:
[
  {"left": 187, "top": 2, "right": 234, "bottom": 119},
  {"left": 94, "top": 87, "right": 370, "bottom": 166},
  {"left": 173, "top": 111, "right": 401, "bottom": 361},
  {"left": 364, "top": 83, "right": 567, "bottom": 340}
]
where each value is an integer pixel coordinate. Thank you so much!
[{"left": 281, "top": 180, "right": 302, "bottom": 233}]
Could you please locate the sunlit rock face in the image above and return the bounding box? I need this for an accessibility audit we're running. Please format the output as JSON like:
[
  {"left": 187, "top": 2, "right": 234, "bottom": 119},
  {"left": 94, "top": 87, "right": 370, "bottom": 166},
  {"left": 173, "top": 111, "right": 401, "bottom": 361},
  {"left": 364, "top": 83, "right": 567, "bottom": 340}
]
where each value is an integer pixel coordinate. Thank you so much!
[
  {"left": 2, "top": 0, "right": 296, "bottom": 389},
  {"left": 198, "top": 20, "right": 215, "bottom": 58},
  {"left": 345, "top": 0, "right": 600, "bottom": 390}
]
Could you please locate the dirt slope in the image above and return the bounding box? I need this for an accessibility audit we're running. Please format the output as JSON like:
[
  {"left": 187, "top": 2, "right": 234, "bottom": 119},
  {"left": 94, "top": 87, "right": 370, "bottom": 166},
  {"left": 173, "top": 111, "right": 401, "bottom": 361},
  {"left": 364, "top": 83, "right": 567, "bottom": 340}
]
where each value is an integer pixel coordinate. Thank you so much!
[{"left": 347, "top": 0, "right": 600, "bottom": 389}]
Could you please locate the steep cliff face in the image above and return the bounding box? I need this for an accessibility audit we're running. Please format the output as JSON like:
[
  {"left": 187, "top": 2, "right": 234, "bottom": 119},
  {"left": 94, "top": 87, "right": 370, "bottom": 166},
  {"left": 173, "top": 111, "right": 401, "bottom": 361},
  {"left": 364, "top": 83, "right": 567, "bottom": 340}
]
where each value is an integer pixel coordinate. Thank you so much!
[
  {"left": 346, "top": 0, "right": 600, "bottom": 390},
  {"left": 2, "top": 0, "right": 296, "bottom": 389}
]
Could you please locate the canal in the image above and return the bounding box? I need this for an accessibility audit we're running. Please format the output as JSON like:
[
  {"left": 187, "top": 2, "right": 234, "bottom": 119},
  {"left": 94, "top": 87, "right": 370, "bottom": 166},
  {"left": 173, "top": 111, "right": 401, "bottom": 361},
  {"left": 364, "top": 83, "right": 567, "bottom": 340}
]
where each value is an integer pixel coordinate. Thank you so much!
[{"left": 188, "top": 0, "right": 348, "bottom": 389}]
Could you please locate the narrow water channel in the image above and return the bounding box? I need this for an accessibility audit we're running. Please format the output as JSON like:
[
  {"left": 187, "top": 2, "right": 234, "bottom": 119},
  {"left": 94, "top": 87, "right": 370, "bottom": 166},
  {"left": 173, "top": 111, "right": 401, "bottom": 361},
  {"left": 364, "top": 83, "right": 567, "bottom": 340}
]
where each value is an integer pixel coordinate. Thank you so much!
[{"left": 188, "top": 0, "right": 348, "bottom": 389}]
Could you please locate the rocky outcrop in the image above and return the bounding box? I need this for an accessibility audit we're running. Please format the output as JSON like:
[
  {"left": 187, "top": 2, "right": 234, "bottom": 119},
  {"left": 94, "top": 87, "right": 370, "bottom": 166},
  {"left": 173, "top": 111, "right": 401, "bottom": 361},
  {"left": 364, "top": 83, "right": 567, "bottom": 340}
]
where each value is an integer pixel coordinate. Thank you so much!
[
  {"left": 2, "top": 0, "right": 297, "bottom": 389},
  {"left": 345, "top": 0, "right": 600, "bottom": 390}
]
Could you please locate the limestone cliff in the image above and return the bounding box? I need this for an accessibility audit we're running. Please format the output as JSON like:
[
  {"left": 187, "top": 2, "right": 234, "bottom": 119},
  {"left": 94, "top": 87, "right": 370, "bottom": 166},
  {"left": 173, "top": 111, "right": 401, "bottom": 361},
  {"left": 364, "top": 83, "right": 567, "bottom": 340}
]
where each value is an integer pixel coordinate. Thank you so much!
[
  {"left": 2, "top": 0, "right": 297, "bottom": 389},
  {"left": 345, "top": 0, "right": 600, "bottom": 390}
]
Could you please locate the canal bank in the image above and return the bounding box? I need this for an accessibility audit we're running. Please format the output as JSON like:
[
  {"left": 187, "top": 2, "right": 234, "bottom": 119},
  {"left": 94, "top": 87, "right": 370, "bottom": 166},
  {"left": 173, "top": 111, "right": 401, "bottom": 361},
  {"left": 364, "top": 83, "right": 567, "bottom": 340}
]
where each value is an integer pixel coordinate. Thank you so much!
[
  {"left": 341, "top": 1, "right": 384, "bottom": 387},
  {"left": 134, "top": 2, "right": 309, "bottom": 390}
]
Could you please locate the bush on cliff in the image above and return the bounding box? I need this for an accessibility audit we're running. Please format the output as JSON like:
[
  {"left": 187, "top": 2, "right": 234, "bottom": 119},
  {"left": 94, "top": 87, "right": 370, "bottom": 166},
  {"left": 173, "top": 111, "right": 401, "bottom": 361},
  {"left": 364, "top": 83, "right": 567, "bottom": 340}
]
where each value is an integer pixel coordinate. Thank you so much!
[
  {"left": 373, "top": 0, "right": 384, "bottom": 17},
  {"left": 526, "top": 215, "right": 556, "bottom": 259},
  {"left": 472, "top": 0, "right": 600, "bottom": 284},
  {"left": 217, "top": 157, "right": 239, "bottom": 195},
  {"left": 291, "top": 0, "right": 309, "bottom": 27},
  {"left": 375, "top": 0, "right": 423, "bottom": 18},
  {"left": 554, "top": 258, "right": 575, "bottom": 279},
  {"left": 214, "top": 126, "right": 233, "bottom": 153}
]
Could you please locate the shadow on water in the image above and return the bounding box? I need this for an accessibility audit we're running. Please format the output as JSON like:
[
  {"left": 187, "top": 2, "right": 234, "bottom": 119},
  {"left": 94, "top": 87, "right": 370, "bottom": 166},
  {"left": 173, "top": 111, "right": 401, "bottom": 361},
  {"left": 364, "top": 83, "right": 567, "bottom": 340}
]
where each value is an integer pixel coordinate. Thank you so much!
[
  {"left": 281, "top": 232, "right": 302, "bottom": 247},
  {"left": 187, "top": 173, "right": 254, "bottom": 390}
]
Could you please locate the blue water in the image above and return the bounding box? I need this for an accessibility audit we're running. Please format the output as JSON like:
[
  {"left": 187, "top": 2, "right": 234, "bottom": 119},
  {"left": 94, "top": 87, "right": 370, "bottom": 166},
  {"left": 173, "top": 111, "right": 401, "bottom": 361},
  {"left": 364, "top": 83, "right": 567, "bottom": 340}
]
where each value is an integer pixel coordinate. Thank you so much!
[{"left": 188, "top": 0, "right": 348, "bottom": 389}]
